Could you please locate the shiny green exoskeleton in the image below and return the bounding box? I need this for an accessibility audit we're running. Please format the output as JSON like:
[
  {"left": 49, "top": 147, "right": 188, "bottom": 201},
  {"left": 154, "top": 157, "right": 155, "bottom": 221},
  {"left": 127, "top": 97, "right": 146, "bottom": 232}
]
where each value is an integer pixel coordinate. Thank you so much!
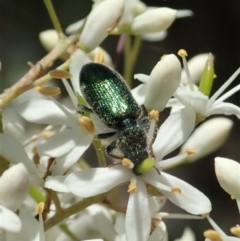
[{"left": 79, "top": 63, "right": 155, "bottom": 175}]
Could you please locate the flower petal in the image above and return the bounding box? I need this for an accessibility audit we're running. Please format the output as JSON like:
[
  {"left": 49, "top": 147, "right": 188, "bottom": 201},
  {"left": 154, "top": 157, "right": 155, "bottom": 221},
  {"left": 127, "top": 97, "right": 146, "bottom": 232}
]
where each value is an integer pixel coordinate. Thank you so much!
[
  {"left": 181, "top": 54, "right": 210, "bottom": 85},
  {"left": 37, "top": 128, "right": 89, "bottom": 157},
  {"left": 207, "top": 102, "right": 240, "bottom": 118},
  {"left": 0, "top": 134, "right": 39, "bottom": 176},
  {"left": 144, "top": 54, "right": 181, "bottom": 111},
  {"left": 50, "top": 135, "right": 93, "bottom": 174},
  {"left": 157, "top": 172, "right": 212, "bottom": 215},
  {"left": 153, "top": 108, "right": 195, "bottom": 159},
  {"left": 131, "top": 84, "right": 146, "bottom": 106},
  {"left": 142, "top": 30, "right": 167, "bottom": 42},
  {"left": 125, "top": 177, "right": 151, "bottom": 241},
  {"left": 180, "top": 118, "right": 233, "bottom": 163},
  {"left": 215, "top": 157, "right": 240, "bottom": 200},
  {"left": 65, "top": 167, "right": 131, "bottom": 198},
  {"left": 70, "top": 49, "right": 91, "bottom": 94},
  {"left": 148, "top": 222, "right": 167, "bottom": 241},
  {"left": 0, "top": 205, "right": 21, "bottom": 232},
  {"left": 44, "top": 176, "right": 70, "bottom": 193},
  {"left": 18, "top": 99, "right": 73, "bottom": 125}
]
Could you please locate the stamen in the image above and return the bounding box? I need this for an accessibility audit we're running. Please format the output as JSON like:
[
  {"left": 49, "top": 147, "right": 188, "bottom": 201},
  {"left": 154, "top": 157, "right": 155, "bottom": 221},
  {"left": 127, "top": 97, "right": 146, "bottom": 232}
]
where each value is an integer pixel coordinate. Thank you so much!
[
  {"left": 230, "top": 226, "right": 240, "bottom": 237},
  {"left": 40, "top": 130, "right": 55, "bottom": 139},
  {"left": 186, "top": 148, "right": 197, "bottom": 155},
  {"left": 202, "top": 213, "right": 209, "bottom": 218},
  {"left": 149, "top": 110, "right": 159, "bottom": 122},
  {"left": 61, "top": 78, "right": 78, "bottom": 108},
  {"left": 49, "top": 70, "right": 72, "bottom": 79},
  {"left": 35, "top": 86, "right": 60, "bottom": 96},
  {"left": 128, "top": 183, "right": 137, "bottom": 193},
  {"left": 214, "top": 83, "right": 240, "bottom": 105},
  {"left": 171, "top": 187, "right": 181, "bottom": 194},
  {"left": 122, "top": 158, "right": 133, "bottom": 168},
  {"left": 208, "top": 67, "right": 240, "bottom": 107},
  {"left": 94, "top": 50, "right": 104, "bottom": 63},
  {"left": 231, "top": 195, "right": 236, "bottom": 200},
  {"left": 177, "top": 49, "right": 194, "bottom": 91},
  {"left": 203, "top": 230, "right": 223, "bottom": 241},
  {"left": 35, "top": 202, "right": 45, "bottom": 215},
  {"left": 78, "top": 116, "right": 94, "bottom": 134}
]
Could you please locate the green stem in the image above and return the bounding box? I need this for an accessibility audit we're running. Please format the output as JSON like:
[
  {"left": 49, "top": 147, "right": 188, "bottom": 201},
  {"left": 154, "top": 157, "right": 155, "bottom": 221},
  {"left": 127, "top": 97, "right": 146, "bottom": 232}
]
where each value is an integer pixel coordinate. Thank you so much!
[
  {"left": 43, "top": 0, "right": 65, "bottom": 39},
  {"left": 123, "top": 36, "right": 142, "bottom": 87},
  {"left": 93, "top": 137, "right": 106, "bottom": 167},
  {"left": 44, "top": 194, "right": 106, "bottom": 230},
  {"left": 123, "top": 35, "right": 132, "bottom": 85},
  {"left": 33, "top": 59, "right": 70, "bottom": 86},
  {"left": 59, "top": 224, "right": 79, "bottom": 241}
]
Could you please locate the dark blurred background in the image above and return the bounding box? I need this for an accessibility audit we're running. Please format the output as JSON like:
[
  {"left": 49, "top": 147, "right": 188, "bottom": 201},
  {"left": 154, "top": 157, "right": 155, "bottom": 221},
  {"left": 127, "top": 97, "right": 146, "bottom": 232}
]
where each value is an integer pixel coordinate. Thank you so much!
[{"left": 0, "top": 0, "right": 240, "bottom": 240}]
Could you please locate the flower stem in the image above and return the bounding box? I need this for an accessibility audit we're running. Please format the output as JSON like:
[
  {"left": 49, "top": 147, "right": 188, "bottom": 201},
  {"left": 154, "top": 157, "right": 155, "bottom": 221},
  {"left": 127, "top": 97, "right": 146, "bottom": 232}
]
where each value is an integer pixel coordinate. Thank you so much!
[
  {"left": 44, "top": 193, "right": 106, "bottom": 230},
  {"left": 93, "top": 137, "right": 107, "bottom": 167},
  {"left": 123, "top": 35, "right": 142, "bottom": 87},
  {"left": 43, "top": 0, "right": 65, "bottom": 39}
]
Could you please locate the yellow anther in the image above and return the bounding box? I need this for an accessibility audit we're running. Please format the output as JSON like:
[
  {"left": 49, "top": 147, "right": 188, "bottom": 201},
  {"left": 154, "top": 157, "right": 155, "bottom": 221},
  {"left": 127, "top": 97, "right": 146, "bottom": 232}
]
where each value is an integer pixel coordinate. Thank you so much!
[
  {"left": 201, "top": 213, "right": 209, "bottom": 218},
  {"left": 41, "top": 130, "right": 55, "bottom": 139},
  {"left": 35, "top": 202, "right": 45, "bottom": 215},
  {"left": 178, "top": 49, "right": 188, "bottom": 57},
  {"left": 128, "top": 184, "right": 137, "bottom": 193},
  {"left": 35, "top": 86, "right": 61, "bottom": 97},
  {"left": 214, "top": 74, "right": 217, "bottom": 78},
  {"left": 94, "top": 50, "right": 104, "bottom": 63},
  {"left": 230, "top": 225, "right": 240, "bottom": 237},
  {"left": 171, "top": 187, "right": 181, "bottom": 194},
  {"left": 149, "top": 110, "right": 159, "bottom": 122},
  {"left": 122, "top": 158, "right": 133, "bottom": 168},
  {"left": 185, "top": 148, "right": 197, "bottom": 155},
  {"left": 78, "top": 117, "right": 94, "bottom": 134},
  {"left": 49, "top": 70, "right": 72, "bottom": 79},
  {"left": 203, "top": 230, "right": 222, "bottom": 241}
]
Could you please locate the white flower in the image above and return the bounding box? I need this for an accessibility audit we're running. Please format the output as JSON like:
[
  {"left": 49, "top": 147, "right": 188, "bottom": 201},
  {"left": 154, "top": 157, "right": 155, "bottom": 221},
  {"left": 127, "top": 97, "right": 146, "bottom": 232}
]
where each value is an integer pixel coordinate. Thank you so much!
[
  {"left": 180, "top": 117, "right": 233, "bottom": 162},
  {"left": 133, "top": 54, "right": 182, "bottom": 111},
  {"left": 172, "top": 54, "right": 240, "bottom": 121},
  {"left": 79, "top": 0, "right": 125, "bottom": 52},
  {"left": 18, "top": 97, "right": 93, "bottom": 175},
  {"left": 65, "top": 108, "right": 211, "bottom": 241}
]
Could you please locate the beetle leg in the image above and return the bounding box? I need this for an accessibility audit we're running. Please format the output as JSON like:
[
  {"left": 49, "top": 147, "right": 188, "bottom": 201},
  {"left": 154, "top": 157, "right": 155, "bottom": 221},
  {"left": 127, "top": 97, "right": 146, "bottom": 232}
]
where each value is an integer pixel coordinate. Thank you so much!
[
  {"left": 138, "top": 105, "right": 148, "bottom": 119},
  {"left": 77, "top": 104, "right": 93, "bottom": 114},
  {"left": 97, "top": 132, "right": 117, "bottom": 139},
  {"left": 106, "top": 140, "right": 124, "bottom": 160}
]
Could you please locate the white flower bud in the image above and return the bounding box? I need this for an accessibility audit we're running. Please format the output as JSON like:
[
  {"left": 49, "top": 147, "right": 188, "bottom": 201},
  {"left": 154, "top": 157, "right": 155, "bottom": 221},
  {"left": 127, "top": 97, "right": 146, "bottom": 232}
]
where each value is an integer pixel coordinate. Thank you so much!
[
  {"left": 80, "top": 0, "right": 124, "bottom": 52},
  {"left": 39, "top": 29, "right": 58, "bottom": 52},
  {"left": 215, "top": 157, "right": 240, "bottom": 200},
  {"left": 181, "top": 54, "right": 212, "bottom": 84},
  {"left": 144, "top": 54, "right": 181, "bottom": 111},
  {"left": 180, "top": 118, "right": 233, "bottom": 162},
  {"left": 131, "top": 7, "right": 177, "bottom": 34},
  {"left": 0, "top": 163, "right": 29, "bottom": 211}
]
